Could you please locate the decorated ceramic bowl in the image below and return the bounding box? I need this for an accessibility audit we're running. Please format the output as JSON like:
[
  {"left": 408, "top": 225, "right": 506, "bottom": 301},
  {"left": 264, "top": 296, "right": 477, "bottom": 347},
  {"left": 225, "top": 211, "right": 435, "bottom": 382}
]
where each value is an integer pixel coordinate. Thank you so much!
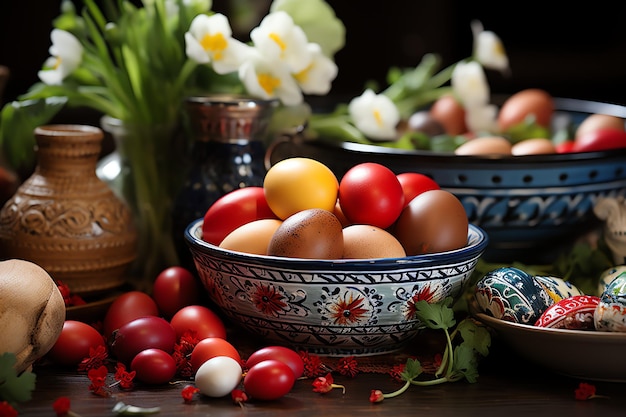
[
  {"left": 268, "top": 98, "right": 626, "bottom": 263},
  {"left": 185, "top": 218, "right": 488, "bottom": 356}
]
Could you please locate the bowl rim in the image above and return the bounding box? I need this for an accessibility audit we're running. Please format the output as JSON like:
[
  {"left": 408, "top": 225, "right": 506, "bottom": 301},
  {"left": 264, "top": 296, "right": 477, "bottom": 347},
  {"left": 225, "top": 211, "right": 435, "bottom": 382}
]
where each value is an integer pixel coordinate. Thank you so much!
[
  {"left": 185, "top": 218, "right": 489, "bottom": 270},
  {"left": 472, "top": 308, "right": 626, "bottom": 341}
]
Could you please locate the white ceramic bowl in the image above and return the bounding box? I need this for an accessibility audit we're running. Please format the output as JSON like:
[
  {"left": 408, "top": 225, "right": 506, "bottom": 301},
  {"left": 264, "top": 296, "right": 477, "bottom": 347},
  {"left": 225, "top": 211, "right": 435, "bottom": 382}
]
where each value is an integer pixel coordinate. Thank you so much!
[{"left": 185, "top": 218, "right": 488, "bottom": 356}]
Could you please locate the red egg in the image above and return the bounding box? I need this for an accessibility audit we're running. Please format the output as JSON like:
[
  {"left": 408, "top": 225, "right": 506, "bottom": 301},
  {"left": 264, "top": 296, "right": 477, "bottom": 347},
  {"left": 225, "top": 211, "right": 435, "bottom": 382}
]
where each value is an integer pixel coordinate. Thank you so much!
[
  {"left": 535, "top": 295, "right": 600, "bottom": 330},
  {"left": 202, "top": 187, "right": 277, "bottom": 246}
]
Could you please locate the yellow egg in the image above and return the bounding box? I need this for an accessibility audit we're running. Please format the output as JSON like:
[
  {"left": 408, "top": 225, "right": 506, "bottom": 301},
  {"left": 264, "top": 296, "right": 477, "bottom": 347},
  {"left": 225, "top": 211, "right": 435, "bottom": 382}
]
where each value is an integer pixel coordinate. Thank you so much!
[
  {"left": 264, "top": 158, "right": 339, "bottom": 220},
  {"left": 342, "top": 224, "right": 406, "bottom": 259},
  {"left": 219, "top": 219, "right": 283, "bottom": 255}
]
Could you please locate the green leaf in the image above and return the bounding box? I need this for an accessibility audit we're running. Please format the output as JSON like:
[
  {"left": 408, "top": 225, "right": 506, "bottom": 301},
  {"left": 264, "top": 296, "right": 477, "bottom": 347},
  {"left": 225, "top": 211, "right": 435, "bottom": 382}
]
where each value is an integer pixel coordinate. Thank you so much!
[
  {"left": 399, "top": 358, "right": 423, "bottom": 381},
  {"left": 452, "top": 344, "right": 480, "bottom": 383},
  {"left": 121, "top": 45, "right": 143, "bottom": 102},
  {"left": 503, "top": 115, "right": 550, "bottom": 144},
  {"left": 414, "top": 297, "right": 456, "bottom": 331},
  {"left": 0, "top": 353, "right": 37, "bottom": 406},
  {"left": 456, "top": 319, "right": 491, "bottom": 357},
  {"left": 271, "top": 0, "right": 346, "bottom": 57},
  {"left": 429, "top": 134, "right": 468, "bottom": 152},
  {"left": 0, "top": 97, "right": 67, "bottom": 172}
]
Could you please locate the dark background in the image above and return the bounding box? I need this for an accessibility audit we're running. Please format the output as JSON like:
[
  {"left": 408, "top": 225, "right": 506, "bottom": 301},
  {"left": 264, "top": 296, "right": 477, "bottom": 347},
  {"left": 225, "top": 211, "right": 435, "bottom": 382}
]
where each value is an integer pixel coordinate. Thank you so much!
[{"left": 2, "top": 0, "right": 626, "bottom": 108}]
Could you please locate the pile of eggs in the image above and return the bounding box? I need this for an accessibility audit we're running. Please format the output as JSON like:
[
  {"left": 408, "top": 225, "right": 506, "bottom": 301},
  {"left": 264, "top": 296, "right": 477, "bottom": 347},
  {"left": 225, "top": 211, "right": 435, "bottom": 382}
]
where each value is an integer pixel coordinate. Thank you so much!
[
  {"left": 474, "top": 266, "right": 626, "bottom": 332},
  {"left": 407, "top": 88, "right": 626, "bottom": 155},
  {"left": 201, "top": 157, "right": 470, "bottom": 260}
]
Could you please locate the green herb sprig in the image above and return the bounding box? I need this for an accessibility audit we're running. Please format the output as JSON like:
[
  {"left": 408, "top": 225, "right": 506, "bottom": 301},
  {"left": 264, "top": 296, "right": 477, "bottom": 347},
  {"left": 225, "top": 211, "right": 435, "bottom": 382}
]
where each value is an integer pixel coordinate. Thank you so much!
[
  {"left": 371, "top": 297, "right": 490, "bottom": 402},
  {"left": 0, "top": 352, "right": 37, "bottom": 408}
]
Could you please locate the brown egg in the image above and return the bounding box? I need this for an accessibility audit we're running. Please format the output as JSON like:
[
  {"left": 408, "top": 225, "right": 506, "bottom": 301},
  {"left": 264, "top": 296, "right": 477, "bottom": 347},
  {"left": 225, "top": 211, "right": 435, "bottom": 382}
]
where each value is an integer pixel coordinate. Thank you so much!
[
  {"left": 454, "top": 136, "right": 512, "bottom": 156},
  {"left": 576, "top": 114, "right": 625, "bottom": 139},
  {"left": 333, "top": 200, "right": 352, "bottom": 227},
  {"left": 429, "top": 94, "right": 468, "bottom": 135},
  {"left": 511, "top": 138, "right": 557, "bottom": 155},
  {"left": 342, "top": 224, "right": 406, "bottom": 259},
  {"left": 219, "top": 219, "right": 283, "bottom": 255},
  {"left": 267, "top": 208, "right": 343, "bottom": 259},
  {"left": 498, "top": 88, "right": 554, "bottom": 132},
  {"left": 394, "top": 190, "right": 468, "bottom": 255}
]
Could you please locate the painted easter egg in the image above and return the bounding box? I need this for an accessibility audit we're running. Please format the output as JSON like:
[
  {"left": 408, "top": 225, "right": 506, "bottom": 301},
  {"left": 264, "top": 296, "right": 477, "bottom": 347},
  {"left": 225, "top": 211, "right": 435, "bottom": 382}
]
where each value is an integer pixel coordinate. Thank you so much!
[
  {"left": 597, "top": 266, "right": 626, "bottom": 297},
  {"left": 534, "top": 275, "right": 583, "bottom": 304},
  {"left": 474, "top": 267, "right": 551, "bottom": 324},
  {"left": 534, "top": 295, "right": 600, "bottom": 330},
  {"left": 594, "top": 273, "right": 626, "bottom": 332}
]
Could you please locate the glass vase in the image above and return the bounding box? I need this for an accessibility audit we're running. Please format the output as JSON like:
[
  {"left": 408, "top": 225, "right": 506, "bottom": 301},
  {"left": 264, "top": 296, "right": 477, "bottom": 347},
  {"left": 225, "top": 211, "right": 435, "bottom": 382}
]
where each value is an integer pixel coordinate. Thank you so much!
[
  {"left": 98, "top": 116, "right": 186, "bottom": 289},
  {"left": 172, "top": 94, "right": 278, "bottom": 268}
]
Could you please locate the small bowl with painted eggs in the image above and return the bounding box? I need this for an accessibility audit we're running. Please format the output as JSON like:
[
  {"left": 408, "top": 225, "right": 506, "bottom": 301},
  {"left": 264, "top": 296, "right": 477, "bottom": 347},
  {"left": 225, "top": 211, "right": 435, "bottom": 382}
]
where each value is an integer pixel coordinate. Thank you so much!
[
  {"left": 470, "top": 265, "right": 626, "bottom": 382},
  {"left": 185, "top": 157, "right": 489, "bottom": 356},
  {"left": 268, "top": 91, "right": 626, "bottom": 264}
]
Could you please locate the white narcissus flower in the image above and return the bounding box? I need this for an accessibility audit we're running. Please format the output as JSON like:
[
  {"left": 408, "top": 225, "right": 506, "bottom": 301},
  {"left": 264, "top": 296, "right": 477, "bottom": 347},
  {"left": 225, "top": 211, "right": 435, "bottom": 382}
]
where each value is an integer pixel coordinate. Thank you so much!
[
  {"left": 250, "top": 11, "right": 312, "bottom": 74},
  {"left": 472, "top": 20, "right": 509, "bottom": 74},
  {"left": 452, "top": 61, "right": 490, "bottom": 107},
  {"left": 239, "top": 49, "right": 302, "bottom": 106},
  {"left": 293, "top": 43, "right": 338, "bottom": 95},
  {"left": 184, "top": 13, "right": 251, "bottom": 74},
  {"left": 37, "top": 29, "right": 83, "bottom": 85},
  {"left": 452, "top": 61, "right": 498, "bottom": 133},
  {"left": 348, "top": 89, "right": 400, "bottom": 141},
  {"left": 465, "top": 103, "right": 499, "bottom": 134}
]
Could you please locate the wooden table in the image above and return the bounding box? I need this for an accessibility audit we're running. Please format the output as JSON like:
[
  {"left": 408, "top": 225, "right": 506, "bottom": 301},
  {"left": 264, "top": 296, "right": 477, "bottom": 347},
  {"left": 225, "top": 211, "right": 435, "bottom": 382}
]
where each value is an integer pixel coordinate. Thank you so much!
[{"left": 16, "top": 333, "right": 624, "bottom": 416}]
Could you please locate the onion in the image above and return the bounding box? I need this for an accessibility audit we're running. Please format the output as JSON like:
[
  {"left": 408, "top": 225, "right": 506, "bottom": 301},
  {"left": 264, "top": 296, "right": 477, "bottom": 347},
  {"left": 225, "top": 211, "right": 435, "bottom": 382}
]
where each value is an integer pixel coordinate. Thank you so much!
[{"left": 0, "top": 259, "right": 66, "bottom": 373}]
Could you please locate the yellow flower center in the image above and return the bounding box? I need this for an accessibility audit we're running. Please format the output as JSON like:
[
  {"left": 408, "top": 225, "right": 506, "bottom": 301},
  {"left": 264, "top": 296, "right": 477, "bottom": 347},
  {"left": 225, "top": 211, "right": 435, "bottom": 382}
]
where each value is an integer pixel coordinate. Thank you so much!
[
  {"left": 200, "top": 32, "right": 227, "bottom": 60},
  {"left": 257, "top": 73, "right": 281, "bottom": 95},
  {"left": 54, "top": 57, "right": 62, "bottom": 70},
  {"left": 374, "top": 109, "right": 383, "bottom": 126},
  {"left": 269, "top": 33, "right": 286, "bottom": 51},
  {"left": 293, "top": 64, "right": 311, "bottom": 84},
  {"left": 494, "top": 42, "right": 505, "bottom": 57}
]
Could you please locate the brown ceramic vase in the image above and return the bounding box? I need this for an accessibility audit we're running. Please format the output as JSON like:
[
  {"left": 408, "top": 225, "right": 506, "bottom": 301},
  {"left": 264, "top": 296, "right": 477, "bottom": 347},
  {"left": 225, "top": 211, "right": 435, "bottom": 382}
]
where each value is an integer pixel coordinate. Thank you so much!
[{"left": 0, "top": 124, "right": 138, "bottom": 296}]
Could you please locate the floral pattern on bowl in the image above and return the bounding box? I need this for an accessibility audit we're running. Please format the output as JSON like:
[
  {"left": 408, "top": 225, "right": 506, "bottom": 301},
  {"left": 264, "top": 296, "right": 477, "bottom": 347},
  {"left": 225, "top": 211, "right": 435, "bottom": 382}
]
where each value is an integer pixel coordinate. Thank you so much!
[{"left": 185, "top": 219, "right": 488, "bottom": 356}]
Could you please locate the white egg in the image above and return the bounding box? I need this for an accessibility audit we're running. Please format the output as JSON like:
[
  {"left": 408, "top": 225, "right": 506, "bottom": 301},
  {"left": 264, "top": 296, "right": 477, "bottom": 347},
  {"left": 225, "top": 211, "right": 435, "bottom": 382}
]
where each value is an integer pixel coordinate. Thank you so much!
[{"left": 194, "top": 356, "right": 242, "bottom": 398}]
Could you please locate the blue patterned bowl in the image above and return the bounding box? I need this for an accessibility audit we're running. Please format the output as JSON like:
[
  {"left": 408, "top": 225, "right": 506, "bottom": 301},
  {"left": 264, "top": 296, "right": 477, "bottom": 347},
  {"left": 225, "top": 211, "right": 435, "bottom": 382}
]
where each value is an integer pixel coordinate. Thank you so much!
[
  {"left": 185, "top": 218, "right": 488, "bottom": 356},
  {"left": 269, "top": 98, "right": 626, "bottom": 263}
]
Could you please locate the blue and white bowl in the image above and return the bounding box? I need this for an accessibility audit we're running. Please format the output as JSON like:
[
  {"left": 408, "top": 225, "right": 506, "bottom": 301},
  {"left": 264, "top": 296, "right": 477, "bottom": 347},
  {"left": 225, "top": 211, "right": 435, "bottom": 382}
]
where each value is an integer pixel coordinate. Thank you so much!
[
  {"left": 185, "top": 219, "right": 488, "bottom": 356},
  {"left": 269, "top": 98, "right": 626, "bottom": 263}
]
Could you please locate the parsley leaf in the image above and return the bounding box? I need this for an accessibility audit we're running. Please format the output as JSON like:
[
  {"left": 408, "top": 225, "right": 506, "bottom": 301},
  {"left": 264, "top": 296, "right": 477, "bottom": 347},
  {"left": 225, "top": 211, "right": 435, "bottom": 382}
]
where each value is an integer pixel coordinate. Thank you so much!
[
  {"left": 414, "top": 297, "right": 455, "bottom": 330},
  {"left": 0, "top": 352, "right": 37, "bottom": 406},
  {"left": 374, "top": 299, "right": 492, "bottom": 400}
]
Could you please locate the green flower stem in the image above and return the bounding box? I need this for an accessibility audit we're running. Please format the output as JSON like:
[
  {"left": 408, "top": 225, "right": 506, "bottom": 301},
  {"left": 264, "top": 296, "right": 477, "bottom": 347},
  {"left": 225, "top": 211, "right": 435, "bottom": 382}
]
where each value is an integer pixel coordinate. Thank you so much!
[
  {"left": 382, "top": 380, "right": 411, "bottom": 399},
  {"left": 119, "top": 121, "right": 180, "bottom": 288},
  {"left": 443, "top": 329, "right": 455, "bottom": 377},
  {"left": 173, "top": 60, "right": 198, "bottom": 94}
]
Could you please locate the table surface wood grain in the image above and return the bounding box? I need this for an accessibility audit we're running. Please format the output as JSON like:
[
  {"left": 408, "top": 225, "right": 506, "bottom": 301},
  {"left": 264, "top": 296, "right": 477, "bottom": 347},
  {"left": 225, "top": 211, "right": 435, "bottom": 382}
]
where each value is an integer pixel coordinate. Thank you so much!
[{"left": 16, "top": 330, "right": 625, "bottom": 417}]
